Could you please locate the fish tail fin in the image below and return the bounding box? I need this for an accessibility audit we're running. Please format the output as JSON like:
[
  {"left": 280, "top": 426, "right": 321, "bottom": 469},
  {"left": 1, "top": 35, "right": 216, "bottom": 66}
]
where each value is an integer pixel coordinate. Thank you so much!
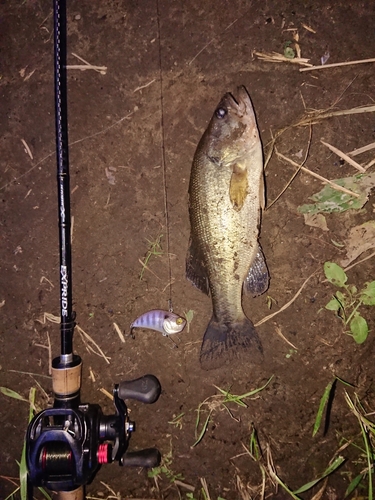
[{"left": 200, "top": 316, "right": 263, "bottom": 371}]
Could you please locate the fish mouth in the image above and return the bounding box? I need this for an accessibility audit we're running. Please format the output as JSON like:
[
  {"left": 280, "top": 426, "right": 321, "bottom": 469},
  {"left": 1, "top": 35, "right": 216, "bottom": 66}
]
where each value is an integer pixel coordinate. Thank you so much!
[{"left": 224, "top": 86, "right": 252, "bottom": 116}]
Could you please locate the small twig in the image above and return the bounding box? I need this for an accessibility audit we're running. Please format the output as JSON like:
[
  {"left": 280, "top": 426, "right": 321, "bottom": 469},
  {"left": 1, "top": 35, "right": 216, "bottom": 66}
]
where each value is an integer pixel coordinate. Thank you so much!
[
  {"left": 297, "top": 105, "right": 375, "bottom": 126},
  {"left": 138, "top": 258, "right": 161, "bottom": 280},
  {"left": 255, "top": 272, "right": 317, "bottom": 326},
  {"left": 321, "top": 140, "right": 366, "bottom": 173},
  {"left": 366, "top": 158, "right": 375, "bottom": 169},
  {"left": 133, "top": 79, "right": 156, "bottom": 92},
  {"left": 300, "top": 57, "right": 375, "bottom": 72},
  {"left": 113, "top": 322, "right": 125, "bottom": 343},
  {"left": 200, "top": 478, "right": 212, "bottom": 500},
  {"left": 264, "top": 103, "right": 375, "bottom": 170},
  {"left": 276, "top": 152, "right": 360, "bottom": 198},
  {"left": 343, "top": 250, "right": 375, "bottom": 273},
  {"left": 174, "top": 480, "right": 195, "bottom": 492},
  {"left": 302, "top": 23, "right": 316, "bottom": 34},
  {"left": 21, "top": 139, "right": 33, "bottom": 160},
  {"left": 267, "top": 125, "right": 312, "bottom": 209},
  {"left": 274, "top": 325, "right": 298, "bottom": 350},
  {"left": 76, "top": 325, "right": 111, "bottom": 364},
  {"left": 311, "top": 478, "right": 328, "bottom": 500},
  {"left": 70, "top": 52, "right": 107, "bottom": 74},
  {"left": 100, "top": 388, "right": 113, "bottom": 400},
  {"left": 347, "top": 141, "right": 375, "bottom": 157},
  {"left": 66, "top": 64, "right": 107, "bottom": 74}
]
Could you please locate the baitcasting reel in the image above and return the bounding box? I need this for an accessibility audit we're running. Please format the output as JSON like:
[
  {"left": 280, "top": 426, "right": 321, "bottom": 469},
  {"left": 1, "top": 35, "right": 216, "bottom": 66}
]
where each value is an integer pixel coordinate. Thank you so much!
[{"left": 26, "top": 369, "right": 161, "bottom": 494}]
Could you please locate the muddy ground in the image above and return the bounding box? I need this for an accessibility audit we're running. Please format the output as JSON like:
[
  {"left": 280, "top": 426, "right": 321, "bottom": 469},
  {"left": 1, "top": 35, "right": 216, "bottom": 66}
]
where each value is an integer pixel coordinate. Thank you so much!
[{"left": 1, "top": 1, "right": 375, "bottom": 499}]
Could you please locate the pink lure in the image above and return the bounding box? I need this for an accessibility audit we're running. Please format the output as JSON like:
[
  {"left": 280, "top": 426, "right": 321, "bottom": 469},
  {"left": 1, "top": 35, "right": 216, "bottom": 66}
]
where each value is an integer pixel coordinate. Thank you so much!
[{"left": 130, "top": 310, "right": 186, "bottom": 337}]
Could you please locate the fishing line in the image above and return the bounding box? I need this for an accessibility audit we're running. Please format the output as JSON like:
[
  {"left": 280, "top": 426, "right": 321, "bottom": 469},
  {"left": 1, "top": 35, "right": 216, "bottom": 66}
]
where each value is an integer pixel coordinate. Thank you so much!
[{"left": 156, "top": 0, "right": 173, "bottom": 312}]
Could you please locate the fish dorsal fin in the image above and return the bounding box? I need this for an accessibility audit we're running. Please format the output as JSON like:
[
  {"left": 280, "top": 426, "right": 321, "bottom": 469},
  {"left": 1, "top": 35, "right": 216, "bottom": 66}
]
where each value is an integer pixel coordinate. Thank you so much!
[
  {"left": 186, "top": 237, "right": 210, "bottom": 295},
  {"left": 243, "top": 243, "right": 270, "bottom": 297},
  {"left": 229, "top": 163, "right": 248, "bottom": 211}
]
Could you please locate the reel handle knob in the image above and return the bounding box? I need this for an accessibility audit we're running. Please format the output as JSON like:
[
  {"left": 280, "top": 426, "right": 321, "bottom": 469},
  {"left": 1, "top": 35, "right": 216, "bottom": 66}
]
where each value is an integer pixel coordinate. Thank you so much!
[
  {"left": 121, "top": 447, "right": 161, "bottom": 468},
  {"left": 117, "top": 374, "right": 161, "bottom": 404}
]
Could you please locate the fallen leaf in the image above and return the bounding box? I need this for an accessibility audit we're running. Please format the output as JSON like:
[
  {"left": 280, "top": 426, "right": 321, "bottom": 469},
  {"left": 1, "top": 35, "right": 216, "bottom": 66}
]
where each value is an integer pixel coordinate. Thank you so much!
[
  {"left": 303, "top": 213, "right": 329, "bottom": 231},
  {"left": 340, "top": 221, "right": 375, "bottom": 267},
  {"left": 298, "top": 173, "right": 375, "bottom": 214}
]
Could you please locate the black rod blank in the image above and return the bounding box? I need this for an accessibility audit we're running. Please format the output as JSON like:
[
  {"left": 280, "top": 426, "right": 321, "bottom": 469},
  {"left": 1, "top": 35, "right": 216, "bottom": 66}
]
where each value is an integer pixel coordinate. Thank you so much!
[{"left": 53, "top": 0, "right": 74, "bottom": 357}]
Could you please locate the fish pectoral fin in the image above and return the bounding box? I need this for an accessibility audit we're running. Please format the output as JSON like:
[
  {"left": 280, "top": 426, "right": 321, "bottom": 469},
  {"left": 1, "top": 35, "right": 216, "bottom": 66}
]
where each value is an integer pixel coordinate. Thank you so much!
[
  {"left": 243, "top": 243, "right": 270, "bottom": 297},
  {"left": 186, "top": 237, "right": 210, "bottom": 295},
  {"left": 229, "top": 164, "right": 248, "bottom": 211}
]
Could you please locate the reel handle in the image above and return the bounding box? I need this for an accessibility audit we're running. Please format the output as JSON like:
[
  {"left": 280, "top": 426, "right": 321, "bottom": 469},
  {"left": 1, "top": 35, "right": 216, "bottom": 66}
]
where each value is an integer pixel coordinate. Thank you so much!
[
  {"left": 117, "top": 374, "right": 161, "bottom": 404},
  {"left": 122, "top": 447, "right": 161, "bottom": 467}
]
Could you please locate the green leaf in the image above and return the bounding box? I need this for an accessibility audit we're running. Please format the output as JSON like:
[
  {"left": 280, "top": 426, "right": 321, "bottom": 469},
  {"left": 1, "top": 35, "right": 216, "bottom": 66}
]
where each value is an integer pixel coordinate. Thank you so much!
[
  {"left": 4, "top": 487, "right": 20, "bottom": 500},
  {"left": 148, "top": 466, "right": 162, "bottom": 478},
  {"left": 0, "top": 387, "right": 28, "bottom": 402},
  {"left": 325, "top": 297, "right": 341, "bottom": 311},
  {"left": 335, "top": 290, "right": 346, "bottom": 300},
  {"left": 19, "top": 444, "right": 28, "bottom": 500},
  {"left": 344, "top": 473, "right": 364, "bottom": 497},
  {"left": 37, "top": 488, "right": 53, "bottom": 500},
  {"left": 360, "top": 281, "right": 375, "bottom": 305},
  {"left": 324, "top": 262, "right": 348, "bottom": 287},
  {"left": 350, "top": 314, "right": 368, "bottom": 344},
  {"left": 313, "top": 380, "right": 334, "bottom": 437},
  {"left": 284, "top": 46, "right": 295, "bottom": 59},
  {"left": 191, "top": 410, "right": 212, "bottom": 447},
  {"left": 294, "top": 456, "right": 345, "bottom": 494}
]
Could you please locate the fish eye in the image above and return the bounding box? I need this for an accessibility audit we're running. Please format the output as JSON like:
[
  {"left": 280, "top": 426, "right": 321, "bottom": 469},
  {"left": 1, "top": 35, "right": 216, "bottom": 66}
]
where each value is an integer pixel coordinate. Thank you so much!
[
  {"left": 176, "top": 318, "right": 183, "bottom": 325},
  {"left": 215, "top": 107, "right": 227, "bottom": 119}
]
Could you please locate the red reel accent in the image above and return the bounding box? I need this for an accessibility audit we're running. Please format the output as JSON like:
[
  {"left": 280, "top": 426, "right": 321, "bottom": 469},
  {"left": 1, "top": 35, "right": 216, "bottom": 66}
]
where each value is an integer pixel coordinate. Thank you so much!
[{"left": 97, "top": 444, "right": 109, "bottom": 464}]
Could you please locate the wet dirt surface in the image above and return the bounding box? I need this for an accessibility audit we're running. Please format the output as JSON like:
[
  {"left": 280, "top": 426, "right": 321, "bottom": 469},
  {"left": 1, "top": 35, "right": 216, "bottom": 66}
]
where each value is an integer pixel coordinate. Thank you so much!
[{"left": 1, "top": 1, "right": 375, "bottom": 498}]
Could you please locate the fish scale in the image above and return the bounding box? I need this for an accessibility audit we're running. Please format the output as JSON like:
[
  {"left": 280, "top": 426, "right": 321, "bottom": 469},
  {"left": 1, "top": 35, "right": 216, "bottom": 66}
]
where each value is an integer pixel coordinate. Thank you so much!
[{"left": 186, "top": 86, "right": 269, "bottom": 370}]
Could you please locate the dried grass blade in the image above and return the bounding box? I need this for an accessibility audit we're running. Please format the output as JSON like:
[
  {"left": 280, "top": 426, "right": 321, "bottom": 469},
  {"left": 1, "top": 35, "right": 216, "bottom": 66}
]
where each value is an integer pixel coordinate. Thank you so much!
[
  {"left": 113, "top": 322, "right": 125, "bottom": 343},
  {"left": 255, "top": 272, "right": 317, "bottom": 327},
  {"left": 76, "top": 325, "right": 111, "bottom": 364},
  {"left": 297, "top": 105, "right": 375, "bottom": 126},
  {"left": 274, "top": 325, "right": 298, "bottom": 350},
  {"left": 275, "top": 152, "right": 360, "bottom": 198},
  {"left": 347, "top": 141, "right": 375, "bottom": 157},
  {"left": 321, "top": 141, "right": 365, "bottom": 173},
  {"left": 200, "top": 477, "right": 212, "bottom": 500},
  {"left": 21, "top": 139, "right": 33, "bottom": 160},
  {"left": 254, "top": 50, "right": 312, "bottom": 67},
  {"left": 300, "top": 57, "right": 375, "bottom": 72}
]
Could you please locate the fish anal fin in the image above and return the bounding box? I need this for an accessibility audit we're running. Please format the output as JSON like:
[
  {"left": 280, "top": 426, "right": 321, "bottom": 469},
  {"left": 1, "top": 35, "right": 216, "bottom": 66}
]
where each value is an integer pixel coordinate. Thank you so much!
[
  {"left": 229, "top": 163, "right": 248, "bottom": 211},
  {"left": 186, "top": 237, "right": 210, "bottom": 295},
  {"left": 244, "top": 243, "right": 270, "bottom": 297}
]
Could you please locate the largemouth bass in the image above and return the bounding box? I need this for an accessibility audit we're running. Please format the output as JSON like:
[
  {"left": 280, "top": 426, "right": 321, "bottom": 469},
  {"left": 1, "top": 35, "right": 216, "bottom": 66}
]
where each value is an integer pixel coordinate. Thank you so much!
[{"left": 186, "top": 86, "right": 269, "bottom": 371}]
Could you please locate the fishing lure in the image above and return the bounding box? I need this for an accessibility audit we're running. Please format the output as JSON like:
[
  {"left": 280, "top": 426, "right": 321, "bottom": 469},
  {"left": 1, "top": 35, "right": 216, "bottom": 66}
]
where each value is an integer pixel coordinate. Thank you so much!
[{"left": 130, "top": 310, "right": 186, "bottom": 337}]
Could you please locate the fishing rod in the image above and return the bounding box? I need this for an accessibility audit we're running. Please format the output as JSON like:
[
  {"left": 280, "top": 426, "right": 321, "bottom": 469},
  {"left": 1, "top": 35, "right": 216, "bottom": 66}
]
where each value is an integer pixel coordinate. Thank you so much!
[{"left": 25, "top": 1, "right": 161, "bottom": 498}]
